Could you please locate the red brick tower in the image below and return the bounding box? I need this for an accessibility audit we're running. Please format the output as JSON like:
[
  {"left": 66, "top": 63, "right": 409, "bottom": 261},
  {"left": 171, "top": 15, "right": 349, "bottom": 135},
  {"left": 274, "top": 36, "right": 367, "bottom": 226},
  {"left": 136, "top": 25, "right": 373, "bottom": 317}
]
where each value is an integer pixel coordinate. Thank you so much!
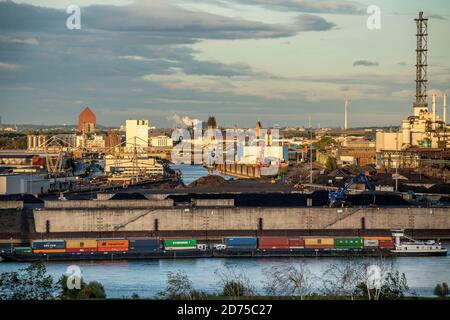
[{"left": 78, "top": 107, "right": 96, "bottom": 134}]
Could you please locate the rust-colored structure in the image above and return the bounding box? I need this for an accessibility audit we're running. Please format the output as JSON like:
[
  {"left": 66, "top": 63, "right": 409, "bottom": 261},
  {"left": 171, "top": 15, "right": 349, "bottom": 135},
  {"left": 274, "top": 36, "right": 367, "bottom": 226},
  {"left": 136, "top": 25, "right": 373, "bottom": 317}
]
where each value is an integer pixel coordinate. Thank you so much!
[{"left": 78, "top": 107, "right": 96, "bottom": 134}]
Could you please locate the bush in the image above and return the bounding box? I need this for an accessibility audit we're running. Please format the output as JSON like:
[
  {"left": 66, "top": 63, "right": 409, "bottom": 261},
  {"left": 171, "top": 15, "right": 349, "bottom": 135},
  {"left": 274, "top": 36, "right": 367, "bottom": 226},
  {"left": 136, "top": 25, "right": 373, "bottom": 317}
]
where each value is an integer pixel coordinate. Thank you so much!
[
  {"left": 59, "top": 275, "right": 106, "bottom": 300},
  {"left": 434, "top": 283, "right": 449, "bottom": 298},
  {"left": 157, "top": 271, "right": 208, "bottom": 300}
]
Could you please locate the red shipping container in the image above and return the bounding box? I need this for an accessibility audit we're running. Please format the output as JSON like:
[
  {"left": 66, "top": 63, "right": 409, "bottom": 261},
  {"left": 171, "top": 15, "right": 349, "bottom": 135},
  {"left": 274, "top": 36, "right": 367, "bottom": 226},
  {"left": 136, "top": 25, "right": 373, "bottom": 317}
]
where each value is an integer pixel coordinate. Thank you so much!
[
  {"left": 258, "top": 237, "right": 289, "bottom": 249},
  {"left": 66, "top": 248, "right": 97, "bottom": 253},
  {"left": 288, "top": 238, "right": 305, "bottom": 248},
  {"left": 379, "top": 240, "right": 395, "bottom": 249},
  {"left": 97, "top": 247, "right": 128, "bottom": 252}
]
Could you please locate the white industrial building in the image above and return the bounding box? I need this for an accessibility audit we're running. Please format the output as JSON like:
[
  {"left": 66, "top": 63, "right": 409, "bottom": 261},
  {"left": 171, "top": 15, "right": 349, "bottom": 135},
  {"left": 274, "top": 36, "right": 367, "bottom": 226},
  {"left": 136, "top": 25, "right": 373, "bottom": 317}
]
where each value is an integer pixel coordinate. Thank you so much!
[
  {"left": 125, "top": 119, "right": 149, "bottom": 152},
  {"left": 0, "top": 174, "right": 77, "bottom": 195},
  {"left": 149, "top": 135, "right": 173, "bottom": 147}
]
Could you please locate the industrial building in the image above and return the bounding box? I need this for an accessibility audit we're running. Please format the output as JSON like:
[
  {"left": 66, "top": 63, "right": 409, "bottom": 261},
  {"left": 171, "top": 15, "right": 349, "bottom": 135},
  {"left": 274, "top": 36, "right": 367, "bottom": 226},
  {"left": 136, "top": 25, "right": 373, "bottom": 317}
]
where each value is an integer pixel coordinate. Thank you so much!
[{"left": 376, "top": 12, "right": 450, "bottom": 169}]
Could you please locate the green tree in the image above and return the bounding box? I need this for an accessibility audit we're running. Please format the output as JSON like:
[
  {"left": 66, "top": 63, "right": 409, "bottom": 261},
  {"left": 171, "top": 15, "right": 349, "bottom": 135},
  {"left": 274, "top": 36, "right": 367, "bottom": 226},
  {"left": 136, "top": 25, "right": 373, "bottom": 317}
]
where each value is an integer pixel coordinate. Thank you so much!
[
  {"left": 325, "top": 157, "right": 338, "bottom": 172},
  {"left": 434, "top": 283, "right": 449, "bottom": 298},
  {"left": 58, "top": 275, "right": 106, "bottom": 300},
  {"left": 0, "top": 262, "right": 56, "bottom": 300},
  {"left": 314, "top": 136, "right": 336, "bottom": 151}
]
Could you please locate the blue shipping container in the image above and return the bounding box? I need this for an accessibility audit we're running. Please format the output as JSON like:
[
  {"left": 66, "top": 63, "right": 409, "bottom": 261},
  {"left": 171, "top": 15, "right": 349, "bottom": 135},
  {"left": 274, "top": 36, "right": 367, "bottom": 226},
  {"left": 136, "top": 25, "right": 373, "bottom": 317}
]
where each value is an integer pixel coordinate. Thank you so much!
[
  {"left": 224, "top": 237, "right": 257, "bottom": 247},
  {"left": 129, "top": 246, "right": 161, "bottom": 252},
  {"left": 32, "top": 240, "right": 66, "bottom": 250},
  {"left": 129, "top": 239, "right": 160, "bottom": 247}
]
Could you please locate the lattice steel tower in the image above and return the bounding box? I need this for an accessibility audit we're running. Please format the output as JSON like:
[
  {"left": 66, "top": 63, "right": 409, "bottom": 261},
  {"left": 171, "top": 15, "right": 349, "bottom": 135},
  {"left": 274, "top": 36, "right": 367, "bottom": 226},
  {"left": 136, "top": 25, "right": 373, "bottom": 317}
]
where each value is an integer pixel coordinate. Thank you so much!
[{"left": 414, "top": 11, "right": 428, "bottom": 108}]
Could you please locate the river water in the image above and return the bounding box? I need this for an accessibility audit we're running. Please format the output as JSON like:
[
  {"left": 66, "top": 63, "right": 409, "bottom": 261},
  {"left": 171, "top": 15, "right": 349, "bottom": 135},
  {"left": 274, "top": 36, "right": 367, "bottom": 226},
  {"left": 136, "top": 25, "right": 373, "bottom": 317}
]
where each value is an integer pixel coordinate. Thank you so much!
[{"left": 0, "top": 165, "right": 449, "bottom": 298}]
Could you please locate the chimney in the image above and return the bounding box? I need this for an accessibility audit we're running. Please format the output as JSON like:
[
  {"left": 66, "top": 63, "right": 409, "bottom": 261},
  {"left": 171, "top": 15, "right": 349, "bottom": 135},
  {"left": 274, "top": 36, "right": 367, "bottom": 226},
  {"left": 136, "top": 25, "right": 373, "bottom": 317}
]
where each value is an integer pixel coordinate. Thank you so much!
[
  {"left": 432, "top": 94, "right": 436, "bottom": 128},
  {"left": 444, "top": 94, "right": 447, "bottom": 124},
  {"left": 344, "top": 99, "right": 349, "bottom": 130}
]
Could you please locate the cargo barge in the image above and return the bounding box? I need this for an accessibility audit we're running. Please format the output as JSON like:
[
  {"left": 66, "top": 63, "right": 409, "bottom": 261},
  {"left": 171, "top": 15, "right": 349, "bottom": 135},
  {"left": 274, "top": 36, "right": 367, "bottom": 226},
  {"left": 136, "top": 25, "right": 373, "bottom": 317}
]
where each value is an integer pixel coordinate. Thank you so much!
[{"left": 0, "top": 231, "right": 446, "bottom": 262}]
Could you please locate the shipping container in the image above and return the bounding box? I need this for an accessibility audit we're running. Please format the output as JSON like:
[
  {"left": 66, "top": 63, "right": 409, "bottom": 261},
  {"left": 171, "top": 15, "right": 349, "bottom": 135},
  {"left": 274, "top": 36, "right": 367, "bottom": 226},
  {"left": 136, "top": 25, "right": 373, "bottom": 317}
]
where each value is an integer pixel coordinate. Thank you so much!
[
  {"left": 32, "top": 240, "right": 66, "bottom": 250},
  {"left": 363, "top": 237, "right": 393, "bottom": 241},
  {"left": 288, "top": 238, "right": 305, "bottom": 248},
  {"left": 14, "top": 247, "right": 32, "bottom": 253},
  {"left": 334, "top": 237, "right": 363, "bottom": 249},
  {"left": 66, "top": 239, "right": 98, "bottom": 249},
  {"left": 224, "top": 237, "right": 257, "bottom": 248},
  {"left": 163, "top": 239, "right": 197, "bottom": 250},
  {"left": 97, "top": 239, "right": 129, "bottom": 249},
  {"left": 66, "top": 248, "right": 98, "bottom": 253},
  {"left": 129, "top": 238, "right": 160, "bottom": 247},
  {"left": 363, "top": 239, "right": 379, "bottom": 247},
  {"left": 258, "top": 237, "right": 289, "bottom": 249},
  {"left": 129, "top": 238, "right": 161, "bottom": 252},
  {"left": 304, "top": 238, "right": 334, "bottom": 248},
  {"left": 379, "top": 240, "right": 395, "bottom": 249},
  {"left": 33, "top": 249, "right": 66, "bottom": 253}
]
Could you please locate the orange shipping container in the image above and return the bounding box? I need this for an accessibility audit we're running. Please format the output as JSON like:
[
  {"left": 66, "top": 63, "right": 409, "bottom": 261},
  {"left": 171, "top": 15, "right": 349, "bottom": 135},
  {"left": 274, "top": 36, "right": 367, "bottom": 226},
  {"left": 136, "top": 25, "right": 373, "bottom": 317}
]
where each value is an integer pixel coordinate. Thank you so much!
[
  {"left": 363, "top": 237, "right": 393, "bottom": 241},
  {"left": 97, "top": 240, "right": 129, "bottom": 249},
  {"left": 33, "top": 249, "right": 66, "bottom": 253}
]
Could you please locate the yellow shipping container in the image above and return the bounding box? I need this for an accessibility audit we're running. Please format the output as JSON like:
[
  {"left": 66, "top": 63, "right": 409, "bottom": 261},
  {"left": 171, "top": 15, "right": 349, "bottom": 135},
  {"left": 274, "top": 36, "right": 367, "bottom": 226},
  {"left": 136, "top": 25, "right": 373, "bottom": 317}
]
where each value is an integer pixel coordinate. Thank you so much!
[
  {"left": 304, "top": 238, "right": 334, "bottom": 246},
  {"left": 66, "top": 239, "right": 98, "bottom": 249}
]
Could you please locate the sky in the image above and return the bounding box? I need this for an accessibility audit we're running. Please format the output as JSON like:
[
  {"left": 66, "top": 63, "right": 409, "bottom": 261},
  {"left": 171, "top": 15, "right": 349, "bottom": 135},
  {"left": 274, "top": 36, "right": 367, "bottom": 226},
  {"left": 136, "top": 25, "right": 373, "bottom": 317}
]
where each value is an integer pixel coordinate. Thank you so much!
[{"left": 0, "top": 0, "right": 449, "bottom": 128}]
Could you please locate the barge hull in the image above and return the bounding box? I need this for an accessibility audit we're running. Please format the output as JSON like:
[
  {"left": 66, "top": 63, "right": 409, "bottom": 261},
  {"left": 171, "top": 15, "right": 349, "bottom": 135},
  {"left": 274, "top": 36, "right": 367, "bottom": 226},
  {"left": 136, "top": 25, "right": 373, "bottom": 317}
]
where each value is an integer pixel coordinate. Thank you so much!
[{"left": 1, "top": 248, "right": 447, "bottom": 262}]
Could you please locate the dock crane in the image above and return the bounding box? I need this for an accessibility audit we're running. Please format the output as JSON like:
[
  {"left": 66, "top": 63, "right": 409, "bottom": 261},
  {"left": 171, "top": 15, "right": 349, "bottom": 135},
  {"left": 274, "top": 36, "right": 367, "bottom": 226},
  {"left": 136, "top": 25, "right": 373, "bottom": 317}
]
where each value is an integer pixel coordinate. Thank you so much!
[{"left": 328, "top": 172, "right": 376, "bottom": 207}]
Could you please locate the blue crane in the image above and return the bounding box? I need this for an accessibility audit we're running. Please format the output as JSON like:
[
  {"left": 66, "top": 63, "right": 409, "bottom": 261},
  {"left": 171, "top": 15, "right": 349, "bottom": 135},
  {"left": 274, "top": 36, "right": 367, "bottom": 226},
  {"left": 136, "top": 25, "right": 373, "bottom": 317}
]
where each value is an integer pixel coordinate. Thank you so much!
[{"left": 328, "top": 172, "right": 376, "bottom": 207}]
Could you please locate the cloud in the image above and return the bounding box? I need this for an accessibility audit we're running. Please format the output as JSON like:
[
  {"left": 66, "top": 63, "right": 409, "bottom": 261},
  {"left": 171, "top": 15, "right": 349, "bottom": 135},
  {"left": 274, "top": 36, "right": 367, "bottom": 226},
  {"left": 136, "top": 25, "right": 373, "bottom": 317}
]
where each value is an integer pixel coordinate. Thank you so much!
[
  {"left": 0, "top": 35, "right": 39, "bottom": 46},
  {"left": 353, "top": 60, "right": 379, "bottom": 67},
  {"left": 296, "top": 14, "right": 336, "bottom": 31},
  {"left": 0, "top": 1, "right": 297, "bottom": 40},
  {"left": 219, "top": 0, "right": 365, "bottom": 14},
  {"left": 0, "top": 62, "right": 19, "bottom": 70},
  {"left": 426, "top": 14, "right": 447, "bottom": 20},
  {"left": 396, "top": 61, "right": 407, "bottom": 66}
]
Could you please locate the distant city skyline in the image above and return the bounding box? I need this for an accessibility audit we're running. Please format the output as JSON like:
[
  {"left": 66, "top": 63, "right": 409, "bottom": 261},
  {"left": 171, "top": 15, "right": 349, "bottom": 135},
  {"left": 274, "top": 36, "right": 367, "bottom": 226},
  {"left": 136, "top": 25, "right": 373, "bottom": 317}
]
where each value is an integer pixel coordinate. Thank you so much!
[{"left": 0, "top": 0, "right": 449, "bottom": 128}]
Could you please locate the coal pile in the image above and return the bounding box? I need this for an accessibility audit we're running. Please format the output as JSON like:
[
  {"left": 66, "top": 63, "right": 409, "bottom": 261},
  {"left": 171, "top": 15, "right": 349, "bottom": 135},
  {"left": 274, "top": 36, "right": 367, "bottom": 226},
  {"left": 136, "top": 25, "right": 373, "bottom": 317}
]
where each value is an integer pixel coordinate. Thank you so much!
[
  {"left": 189, "top": 175, "right": 229, "bottom": 187},
  {"left": 0, "top": 194, "right": 43, "bottom": 204},
  {"left": 110, "top": 193, "right": 148, "bottom": 200},
  {"left": 427, "top": 184, "right": 450, "bottom": 194},
  {"left": 347, "top": 193, "right": 411, "bottom": 206},
  {"left": 169, "top": 191, "right": 413, "bottom": 207}
]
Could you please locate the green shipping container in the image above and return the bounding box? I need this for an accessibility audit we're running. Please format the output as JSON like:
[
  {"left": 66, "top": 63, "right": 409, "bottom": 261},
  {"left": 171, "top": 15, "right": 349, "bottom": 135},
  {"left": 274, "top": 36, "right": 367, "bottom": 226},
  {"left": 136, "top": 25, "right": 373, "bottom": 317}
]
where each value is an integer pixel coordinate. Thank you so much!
[
  {"left": 164, "top": 239, "right": 197, "bottom": 248},
  {"left": 15, "top": 247, "right": 32, "bottom": 253},
  {"left": 334, "top": 237, "right": 363, "bottom": 249}
]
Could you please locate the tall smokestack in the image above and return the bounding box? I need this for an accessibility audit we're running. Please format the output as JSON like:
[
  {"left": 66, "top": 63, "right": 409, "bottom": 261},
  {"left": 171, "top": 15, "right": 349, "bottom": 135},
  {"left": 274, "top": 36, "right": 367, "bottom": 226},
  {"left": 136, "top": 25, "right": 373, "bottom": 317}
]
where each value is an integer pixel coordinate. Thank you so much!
[
  {"left": 444, "top": 94, "right": 447, "bottom": 124},
  {"left": 344, "top": 99, "right": 349, "bottom": 130},
  {"left": 432, "top": 94, "right": 436, "bottom": 127}
]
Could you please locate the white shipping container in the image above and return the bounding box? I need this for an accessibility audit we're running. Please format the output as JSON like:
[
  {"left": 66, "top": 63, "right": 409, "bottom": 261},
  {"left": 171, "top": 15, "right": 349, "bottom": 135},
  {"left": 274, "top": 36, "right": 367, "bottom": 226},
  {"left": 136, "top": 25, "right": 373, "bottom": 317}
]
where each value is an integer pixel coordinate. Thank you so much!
[{"left": 364, "top": 240, "right": 379, "bottom": 247}]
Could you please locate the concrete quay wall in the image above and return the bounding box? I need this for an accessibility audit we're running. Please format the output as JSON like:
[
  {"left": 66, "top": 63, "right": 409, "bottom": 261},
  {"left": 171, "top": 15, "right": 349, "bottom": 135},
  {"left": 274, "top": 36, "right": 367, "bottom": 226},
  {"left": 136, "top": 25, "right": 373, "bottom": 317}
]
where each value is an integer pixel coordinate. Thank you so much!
[{"left": 33, "top": 206, "right": 450, "bottom": 233}]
